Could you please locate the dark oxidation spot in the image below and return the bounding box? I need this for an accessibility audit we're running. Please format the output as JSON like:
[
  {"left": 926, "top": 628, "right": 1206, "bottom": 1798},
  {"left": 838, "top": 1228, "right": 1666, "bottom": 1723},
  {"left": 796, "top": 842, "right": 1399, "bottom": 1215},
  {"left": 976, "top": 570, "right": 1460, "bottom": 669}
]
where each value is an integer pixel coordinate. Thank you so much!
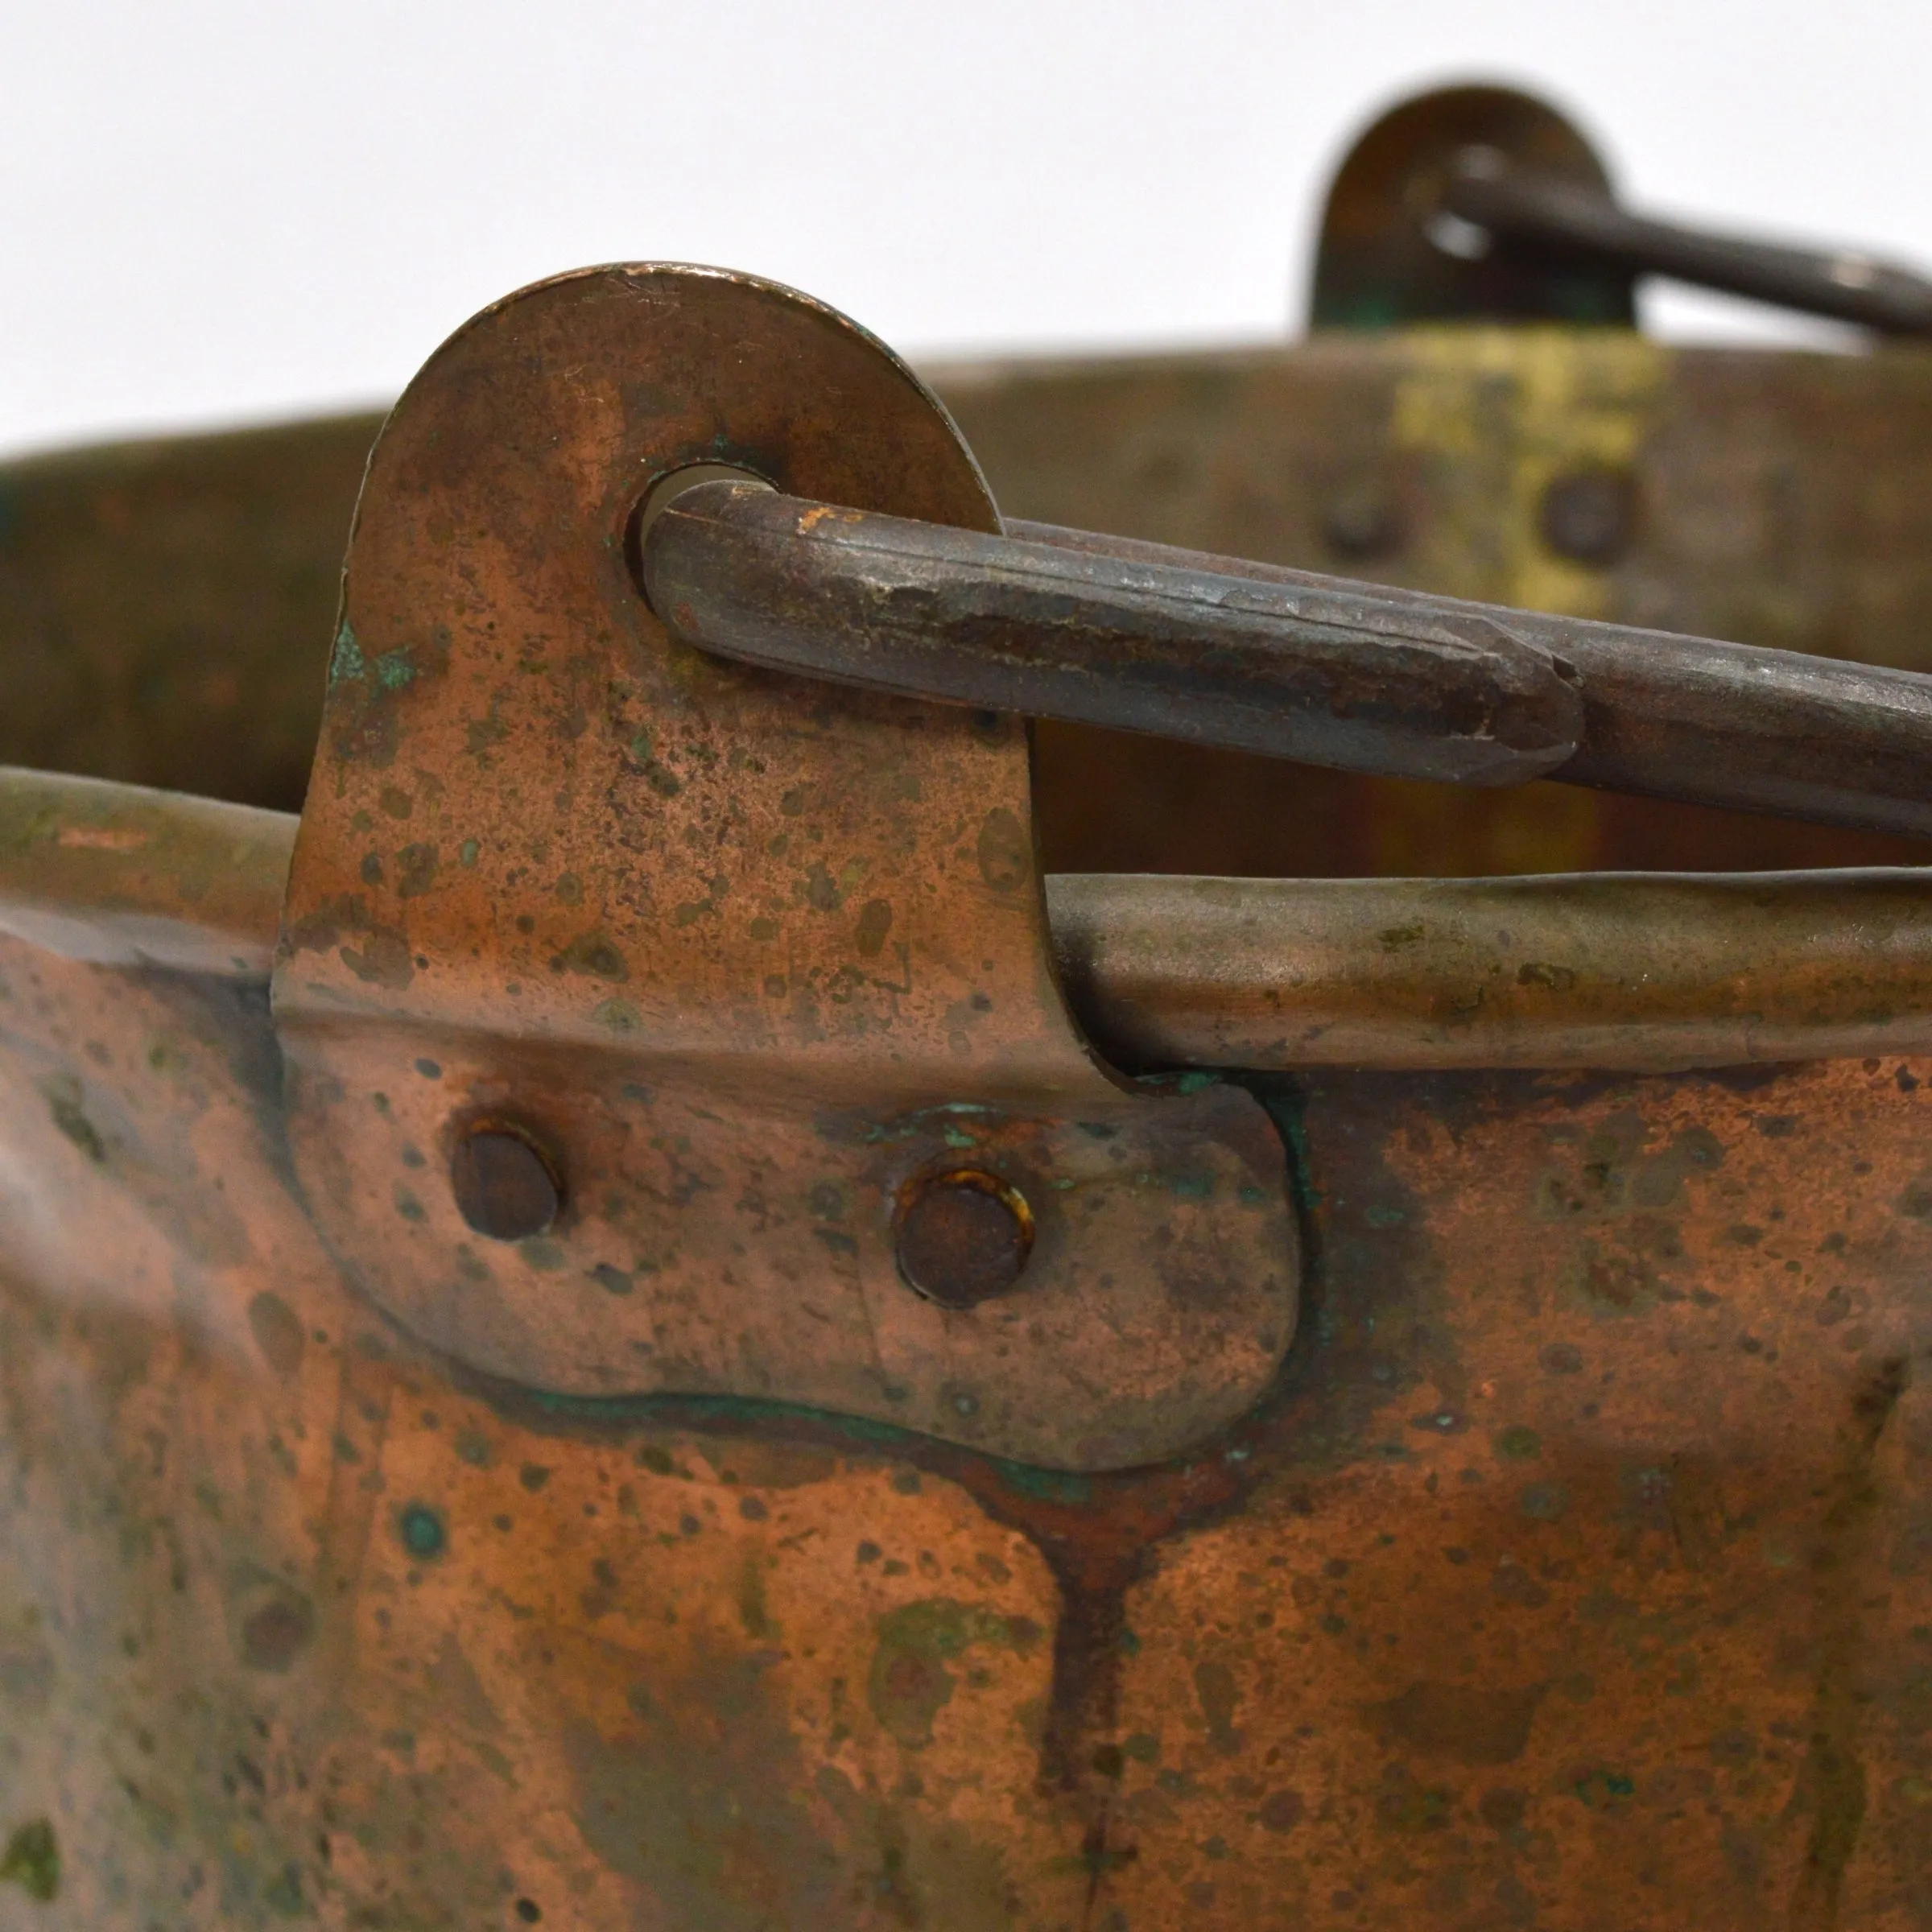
[
  {"left": 1516, "top": 961, "right": 1577, "bottom": 991},
  {"left": 1480, "top": 1788, "right": 1529, "bottom": 1832},
  {"left": 247, "top": 1290, "right": 306, "bottom": 1377},
  {"left": 1570, "top": 1238, "right": 1658, "bottom": 1313},
  {"left": 1377, "top": 1763, "right": 1454, "bottom": 1834},
  {"left": 340, "top": 926, "right": 415, "bottom": 989},
  {"left": 854, "top": 898, "right": 894, "bottom": 958},
  {"left": 0, "top": 1818, "right": 58, "bottom": 1902},
  {"left": 976, "top": 807, "right": 1030, "bottom": 892},
  {"left": 239, "top": 1587, "right": 316, "bottom": 1672},
  {"left": 398, "top": 1504, "right": 447, "bottom": 1561},
  {"left": 555, "top": 931, "right": 630, "bottom": 981},
  {"left": 800, "top": 862, "right": 840, "bottom": 912},
  {"left": 868, "top": 1599, "right": 1041, "bottom": 1749},
  {"left": 1257, "top": 1789, "right": 1306, "bottom": 1833},
  {"left": 42, "top": 1076, "right": 105, "bottom": 1164},
  {"left": 1371, "top": 1679, "right": 1547, "bottom": 1765},
  {"left": 396, "top": 841, "right": 440, "bottom": 898},
  {"left": 1194, "top": 1659, "right": 1241, "bottom": 1755},
  {"left": 1574, "top": 1768, "right": 1636, "bottom": 1808}
]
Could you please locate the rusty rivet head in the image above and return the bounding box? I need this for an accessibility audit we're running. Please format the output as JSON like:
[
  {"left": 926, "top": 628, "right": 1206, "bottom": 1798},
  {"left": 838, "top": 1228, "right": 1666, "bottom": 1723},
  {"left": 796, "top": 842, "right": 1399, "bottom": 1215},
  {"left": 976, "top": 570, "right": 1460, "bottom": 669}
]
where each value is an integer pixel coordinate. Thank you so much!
[
  {"left": 894, "top": 1169, "right": 1034, "bottom": 1310},
  {"left": 1539, "top": 468, "right": 1636, "bottom": 567},
  {"left": 450, "top": 1123, "right": 562, "bottom": 1242},
  {"left": 1322, "top": 478, "right": 1403, "bottom": 562}
]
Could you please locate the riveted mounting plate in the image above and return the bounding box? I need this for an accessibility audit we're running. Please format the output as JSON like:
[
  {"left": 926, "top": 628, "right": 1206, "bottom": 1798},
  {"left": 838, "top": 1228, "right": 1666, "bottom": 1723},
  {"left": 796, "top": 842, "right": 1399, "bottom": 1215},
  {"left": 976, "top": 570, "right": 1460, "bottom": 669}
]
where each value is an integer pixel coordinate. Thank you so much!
[
  {"left": 1311, "top": 84, "right": 1636, "bottom": 329},
  {"left": 272, "top": 264, "right": 1297, "bottom": 1471}
]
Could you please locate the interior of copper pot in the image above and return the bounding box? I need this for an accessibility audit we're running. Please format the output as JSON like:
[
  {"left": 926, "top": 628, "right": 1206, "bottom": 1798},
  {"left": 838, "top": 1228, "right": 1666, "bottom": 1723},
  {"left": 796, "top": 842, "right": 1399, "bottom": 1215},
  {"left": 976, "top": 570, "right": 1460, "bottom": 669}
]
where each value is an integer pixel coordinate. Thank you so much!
[{"left": 6, "top": 330, "right": 1932, "bottom": 879}]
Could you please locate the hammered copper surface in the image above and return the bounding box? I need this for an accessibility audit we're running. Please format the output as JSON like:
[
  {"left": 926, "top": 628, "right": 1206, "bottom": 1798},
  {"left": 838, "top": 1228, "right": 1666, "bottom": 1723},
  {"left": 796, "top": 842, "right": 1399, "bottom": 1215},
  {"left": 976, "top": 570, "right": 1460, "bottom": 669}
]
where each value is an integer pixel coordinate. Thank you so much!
[
  {"left": 5, "top": 304, "right": 1932, "bottom": 1929},
  {"left": 3, "top": 925, "right": 1930, "bottom": 1928}
]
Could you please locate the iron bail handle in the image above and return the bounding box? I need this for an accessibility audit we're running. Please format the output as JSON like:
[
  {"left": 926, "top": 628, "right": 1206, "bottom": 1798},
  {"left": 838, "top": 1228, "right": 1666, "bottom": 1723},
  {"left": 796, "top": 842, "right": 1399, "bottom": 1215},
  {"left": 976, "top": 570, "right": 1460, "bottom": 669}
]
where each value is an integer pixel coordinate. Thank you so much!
[
  {"left": 641, "top": 477, "right": 1932, "bottom": 843},
  {"left": 1438, "top": 147, "right": 1932, "bottom": 336},
  {"left": 640, "top": 476, "right": 1583, "bottom": 787}
]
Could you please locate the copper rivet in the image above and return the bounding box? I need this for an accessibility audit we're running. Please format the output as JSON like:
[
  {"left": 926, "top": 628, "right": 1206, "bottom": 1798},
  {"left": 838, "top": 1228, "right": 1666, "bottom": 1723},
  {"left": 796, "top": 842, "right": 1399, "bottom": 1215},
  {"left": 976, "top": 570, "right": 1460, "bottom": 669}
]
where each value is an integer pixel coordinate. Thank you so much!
[
  {"left": 450, "top": 1125, "right": 562, "bottom": 1242},
  {"left": 1539, "top": 468, "right": 1635, "bottom": 567},
  {"left": 1322, "top": 480, "right": 1402, "bottom": 561},
  {"left": 894, "top": 1170, "right": 1034, "bottom": 1310}
]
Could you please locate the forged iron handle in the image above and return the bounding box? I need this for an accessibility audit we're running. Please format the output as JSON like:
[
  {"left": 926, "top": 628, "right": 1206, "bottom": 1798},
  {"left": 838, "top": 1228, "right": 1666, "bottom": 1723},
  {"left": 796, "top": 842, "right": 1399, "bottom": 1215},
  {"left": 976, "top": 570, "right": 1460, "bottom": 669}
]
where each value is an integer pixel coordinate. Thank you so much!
[
  {"left": 1006, "top": 522, "right": 1932, "bottom": 840},
  {"left": 1439, "top": 148, "right": 1932, "bottom": 335},
  {"left": 642, "top": 481, "right": 1932, "bottom": 843},
  {"left": 642, "top": 483, "right": 1582, "bottom": 787}
]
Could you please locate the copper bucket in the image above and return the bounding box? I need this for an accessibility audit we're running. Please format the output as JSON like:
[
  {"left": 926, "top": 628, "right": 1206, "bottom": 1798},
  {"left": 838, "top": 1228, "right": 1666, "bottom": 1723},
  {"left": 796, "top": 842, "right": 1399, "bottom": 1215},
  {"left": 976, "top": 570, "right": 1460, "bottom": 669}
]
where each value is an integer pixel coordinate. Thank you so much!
[{"left": 3, "top": 88, "right": 1932, "bottom": 1930}]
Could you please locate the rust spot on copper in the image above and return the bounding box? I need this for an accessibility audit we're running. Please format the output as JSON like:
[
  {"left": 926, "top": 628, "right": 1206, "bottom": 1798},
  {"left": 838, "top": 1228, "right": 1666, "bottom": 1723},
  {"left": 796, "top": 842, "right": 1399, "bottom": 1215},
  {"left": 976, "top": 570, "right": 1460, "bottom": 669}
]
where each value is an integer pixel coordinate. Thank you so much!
[
  {"left": 894, "top": 1169, "right": 1034, "bottom": 1309},
  {"left": 450, "top": 1122, "right": 563, "bottom": 1242}
]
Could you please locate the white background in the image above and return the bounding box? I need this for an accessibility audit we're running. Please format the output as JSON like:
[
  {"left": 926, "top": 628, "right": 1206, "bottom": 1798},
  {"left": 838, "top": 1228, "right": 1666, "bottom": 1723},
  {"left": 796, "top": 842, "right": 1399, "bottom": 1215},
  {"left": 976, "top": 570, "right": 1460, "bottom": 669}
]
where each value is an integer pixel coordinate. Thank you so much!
[{"left": 2, "top": 0, "right": 1923, "bottom": 454}]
